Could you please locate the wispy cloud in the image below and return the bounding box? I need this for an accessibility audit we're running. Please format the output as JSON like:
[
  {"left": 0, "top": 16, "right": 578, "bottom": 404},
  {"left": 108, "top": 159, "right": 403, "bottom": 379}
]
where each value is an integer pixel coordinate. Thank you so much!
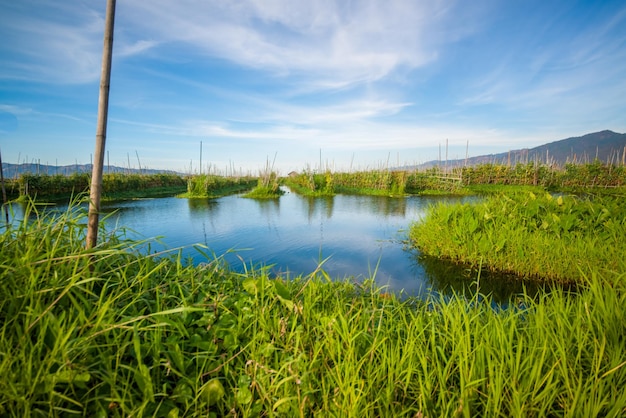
[
  {"left": 121, "top": 0, "right": 458, "bottom": 90},
  {"left": 0, "top": 2, "right": 101, "bottom": 83},
  {"left": 0, "top": 1, "right": 159, "bottom": 84}
]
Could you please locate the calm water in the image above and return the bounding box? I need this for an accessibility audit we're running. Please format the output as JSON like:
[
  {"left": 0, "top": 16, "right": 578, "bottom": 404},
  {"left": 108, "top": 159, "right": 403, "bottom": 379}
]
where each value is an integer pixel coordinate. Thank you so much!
[
  {"left": 99, "top": 189, "right": 467, "bottom": 298},
  {"left": 4, "top": 190, "right": 538, "bottom": 300}
]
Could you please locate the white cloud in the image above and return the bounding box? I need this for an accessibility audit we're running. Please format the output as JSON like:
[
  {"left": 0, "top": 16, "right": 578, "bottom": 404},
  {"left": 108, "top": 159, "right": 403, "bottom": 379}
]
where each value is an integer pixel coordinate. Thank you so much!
[
  {"left": 0, "top": 2, "right": 102, "bottom": 83},
  {"left": 121, "top": 0, "right": 455, "bottom": 89},
  {"left": 0, "top": 1, "right": 161, "bottom": 84},
  {"left": 116, "top": 40, "right": 159, "bottom": 58}
]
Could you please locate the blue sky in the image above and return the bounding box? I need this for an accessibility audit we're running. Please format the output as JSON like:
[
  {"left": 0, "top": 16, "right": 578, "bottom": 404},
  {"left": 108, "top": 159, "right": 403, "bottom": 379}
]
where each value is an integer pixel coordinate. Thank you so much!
[{"left": 1, "top": 0, "right": 625, "bottom": 174}]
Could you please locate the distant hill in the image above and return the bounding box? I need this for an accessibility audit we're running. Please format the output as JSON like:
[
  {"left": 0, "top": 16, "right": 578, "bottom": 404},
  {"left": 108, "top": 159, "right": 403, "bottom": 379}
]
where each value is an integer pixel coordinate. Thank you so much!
[
  {"left": 415, "top": 130, "right": 626, "bottom": 169},
  {"left": 1, "top": 163, "right": 181, "bottom": 178}
]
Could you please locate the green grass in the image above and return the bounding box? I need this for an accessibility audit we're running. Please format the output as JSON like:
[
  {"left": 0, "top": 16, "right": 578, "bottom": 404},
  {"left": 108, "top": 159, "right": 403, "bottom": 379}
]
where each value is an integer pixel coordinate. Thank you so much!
[
  {"left": 242, "top": 173, "right": 284, "bottom": 199},
  {"left": 102, "top": 185, "right": 188, "bottom": 200},
  {"left": 1, "top": 202, "right": 626, "bottom": 416},
  {"left": 283, "top": 171, "right": 335, "bottom": 197},
  {"left": 242, "top": 185, "right": 284, "bottom": 199},
  {"left": 409, "top": 191, "right": 626, "bottom": 284},
  {"left": 12, "top": 173, "right": 189, "bottom": 202},
  {"left": 181, "top": 174, "right": 257, "bottom": 198}
]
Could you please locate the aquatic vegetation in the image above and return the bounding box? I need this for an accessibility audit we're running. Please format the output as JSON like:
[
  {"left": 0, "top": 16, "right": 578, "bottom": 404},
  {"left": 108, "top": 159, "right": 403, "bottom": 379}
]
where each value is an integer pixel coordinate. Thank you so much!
[
  {"left": 409, "top": 192, "right": 626, "bottom": 284},
  {"left": 16, "top": 173, "right": 188, "bottom": 201},
  {"left": 1, "top": 204, "right": 625, "bottom": 416},
  {"left": 183, "top": 174, "right": 256, "bottom": 198},
  {"left": 287, "top": 168, "right": 463, "bottom": 197},
  {"left": 284, "top": 169, "right": 335, "bottom": 196},
  {"left": 243, "top": 171, "right": 284, "bottom": 199},
  {"left": 461, "top": 161, "right": 626, "bottom": 188}
]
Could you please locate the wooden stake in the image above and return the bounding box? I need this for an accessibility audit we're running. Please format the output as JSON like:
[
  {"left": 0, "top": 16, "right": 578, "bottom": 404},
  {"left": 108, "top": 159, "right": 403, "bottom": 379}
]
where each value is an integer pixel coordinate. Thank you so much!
[
  {"left": 87, "top": 0, "right": 116, "bottom": 249},
  {"left": 0, "top": 148, "right": 9, "bottom": 224}
]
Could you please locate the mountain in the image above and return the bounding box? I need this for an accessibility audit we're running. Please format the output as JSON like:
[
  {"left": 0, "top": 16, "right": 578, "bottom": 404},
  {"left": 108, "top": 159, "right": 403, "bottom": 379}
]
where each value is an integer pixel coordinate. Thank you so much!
[
  {"left": 416, "top": 130, "right": 626, "bottom": 169},
  {"left": 1, "top": 163, "right": 181, "bottom": 178}
]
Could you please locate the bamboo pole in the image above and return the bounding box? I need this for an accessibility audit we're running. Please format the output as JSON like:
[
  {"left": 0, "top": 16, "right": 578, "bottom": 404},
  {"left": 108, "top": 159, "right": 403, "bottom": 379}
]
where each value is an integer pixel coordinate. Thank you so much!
[
  {"left": 445, "top": 138, "right": 448, "bottom": 174},
  {"left": 0, "top": 148, "right": 9, "bottom": 224},
  {"left": 87, "top": 0, "right": 116, "bottom": 249},
  {"left": 135, "top": 150, "right": 142, "bottom": 174}
]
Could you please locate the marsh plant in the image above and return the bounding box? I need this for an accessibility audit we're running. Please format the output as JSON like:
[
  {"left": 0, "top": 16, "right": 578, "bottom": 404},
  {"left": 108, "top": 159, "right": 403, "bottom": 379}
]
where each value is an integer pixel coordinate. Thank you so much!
[
  {"left": 461, "top": 161, "right": 626, "bottom": 188},
  {"left": 16, "top": 173, "right": 188, "bottom": 201},
  {"left": 410, "top": 191, "right": 626, "bottom": 283},
  {"left": 244, "top": 168, "right": 283, "bottom": 199},
  {"left": 284, "top": 168, "right": 335, "bottom": 196},
  {"left": 184, "top": 174, "right": 256, "bottom": 198},
  {"left": 1, "top": 202, "right": 625, "bottom": 416},
  {"left": 286, "top": 168, "right": 463, "bottom": 197}
]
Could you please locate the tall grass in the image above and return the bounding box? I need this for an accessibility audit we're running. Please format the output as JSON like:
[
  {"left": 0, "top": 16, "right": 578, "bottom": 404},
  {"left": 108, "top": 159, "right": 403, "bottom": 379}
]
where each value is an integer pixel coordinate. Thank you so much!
[
  {"left": 183, "top": 174, "right": 257, "bottom": 198},
  {"left": 243, "top": 171, "right": 283, "bottom": 199},
  {"left": 409, "top": 191, "right": 626, "bottom": 284},
  {"left": 286, "top": 168, "right": 463, "bottom": 197},
  {"left": 283, "top": 169, "right": 335, "bottom": 196},
  {"left": 461, "top": 161, "right": 626, "bottom": 188},
  {"left": 2, "top": 204, "right": 625, "bottom": 416},
  {"left": 16, "top": 173, "right": 187, "bottom": 201}
]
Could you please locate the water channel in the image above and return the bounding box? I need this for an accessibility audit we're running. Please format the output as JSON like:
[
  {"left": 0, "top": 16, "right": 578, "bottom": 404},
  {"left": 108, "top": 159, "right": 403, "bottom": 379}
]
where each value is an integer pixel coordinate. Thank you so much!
[{"left": 5, "top": 188, "right": 539, "bottom": 301}]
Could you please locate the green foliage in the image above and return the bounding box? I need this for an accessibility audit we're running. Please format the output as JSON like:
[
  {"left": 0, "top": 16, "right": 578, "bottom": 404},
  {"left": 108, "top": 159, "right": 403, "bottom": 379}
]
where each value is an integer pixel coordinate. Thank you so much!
[
  {"left": 288, "top": 168, "right": 463, "bottom": 196},
  {"left": 405, "top": 168, "right": 463, "bottom": 194},
  {"left": 409, "top": 192, "right": 626, "bottom": 283},
  {"left": 461, "top": 161, "right": 626, "bottom": 188},
  {"left": 19, "top": 173, "right": 91, "bottom": 198},
  {"left": 243, "top": 172, "right": 284, "bottom": 199},
  {"left": 1, "top": 205, "right": 626, "bottom": 415},
  {"left": 183, "top": 174, "right": 256, "bottom": 198},
  {"left": 284, "top": 169, "right": 335, "bottom": 196},
  {"left": 16, "top": 173, "right": 188, "bottom": 200}
]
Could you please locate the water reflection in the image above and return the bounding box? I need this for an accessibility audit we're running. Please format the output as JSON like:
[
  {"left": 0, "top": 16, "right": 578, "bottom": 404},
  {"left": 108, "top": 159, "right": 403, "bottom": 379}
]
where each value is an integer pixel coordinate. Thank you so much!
[
  {"left": 187, "top": 198, "right": 219, "bottom": 214},
  {"left": 302, "top": 196, "right": 334, "bottom": 222},
  {"left": 417, "top": 254, "right": 558, "bottom": 304},
  {"left": 3, "top": 193, "right": 549, "bottom": 302}
]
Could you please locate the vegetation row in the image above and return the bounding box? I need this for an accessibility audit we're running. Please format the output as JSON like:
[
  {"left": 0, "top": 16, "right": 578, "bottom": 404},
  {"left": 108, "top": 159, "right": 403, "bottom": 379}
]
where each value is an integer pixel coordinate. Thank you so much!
[
  {"left": 460, "top": 160, "right": 626, "bottom": 188},
  {"left": 182, "top": 174, "right": 258, "bottom": 199},
  {"left": 1, "top": 205, "right": 625, "bottom": 416},
  {"left": 284, "top": 168, "right": 461, "bottom": 197},
  {"left": 5, "top": 173, "right": 187, "bottom": 200},
  {"left": 3, "top": 160, "right": 625, "bottom": 202},
  {"left": 285, "top": 160, "right": 626, "bottom": 197}
]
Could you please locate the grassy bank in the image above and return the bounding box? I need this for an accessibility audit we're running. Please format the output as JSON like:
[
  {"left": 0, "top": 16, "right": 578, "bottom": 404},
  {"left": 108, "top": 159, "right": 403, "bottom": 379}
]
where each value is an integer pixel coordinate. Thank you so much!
[
  {"left": 409, "top": 192, "right": 626, "bottom": 284},
  {"left": 283, "top": 170, "right": 335, "bottom": 197},
  {"left": 1, "top": 205, "right": 625, "bottom": 416},
  {"left": 243, "top": 171, "right": 283, "bottom": 199},
  {"left": 181, "top": 174, "right": 257, "bottom": 199},
  {"left": 285, "top": 168, "right": 463, "bottom": 197},
  {"left": 12, "top": 173, "right": 188, "bottom": 202}
]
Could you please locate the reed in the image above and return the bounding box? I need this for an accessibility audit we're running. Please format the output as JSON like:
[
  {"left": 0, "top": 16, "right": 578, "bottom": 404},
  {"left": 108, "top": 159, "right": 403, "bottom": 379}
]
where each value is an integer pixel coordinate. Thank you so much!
[
  {"left": 283, "top": 169, "right": 335, "bottom": 196},
  {"left": 1, "top": 203, "right": 625, "bottom": 416},
  {"left": 461, "top": 161, "right": 626, "bottom": 188},
  {"left": 183, "top": 174, "right": 257, "bottom": 198},
  {"left": 243, "top": 171, "right": 283, "bottom": 199},
  {"left": 324, "top": 168, "right": 462, "bottom": 196},
  {"left": 16, "top": 173, "right": 188, "bottom": 201}
]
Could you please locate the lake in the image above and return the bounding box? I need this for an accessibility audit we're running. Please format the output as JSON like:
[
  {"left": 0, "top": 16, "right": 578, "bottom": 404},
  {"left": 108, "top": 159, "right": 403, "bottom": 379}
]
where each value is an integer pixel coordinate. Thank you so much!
[{"left": 4, "top": 189, "right": 537, "bottom": 300}]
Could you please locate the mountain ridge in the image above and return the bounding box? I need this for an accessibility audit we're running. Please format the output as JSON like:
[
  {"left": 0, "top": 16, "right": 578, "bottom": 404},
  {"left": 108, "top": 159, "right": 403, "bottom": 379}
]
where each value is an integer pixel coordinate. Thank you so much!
[
  {"left": 415, "top": 130, "right": 626, "bottom": 169},
  {"left": 1, "top": 163, "right": 181, "bottom": 178}
]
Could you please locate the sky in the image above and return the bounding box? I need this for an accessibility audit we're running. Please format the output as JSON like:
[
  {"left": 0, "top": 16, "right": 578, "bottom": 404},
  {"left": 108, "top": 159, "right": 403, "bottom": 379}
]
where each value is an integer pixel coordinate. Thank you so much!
[{"left": 1, "top": 0, "right": 626, "bottom": 174}]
